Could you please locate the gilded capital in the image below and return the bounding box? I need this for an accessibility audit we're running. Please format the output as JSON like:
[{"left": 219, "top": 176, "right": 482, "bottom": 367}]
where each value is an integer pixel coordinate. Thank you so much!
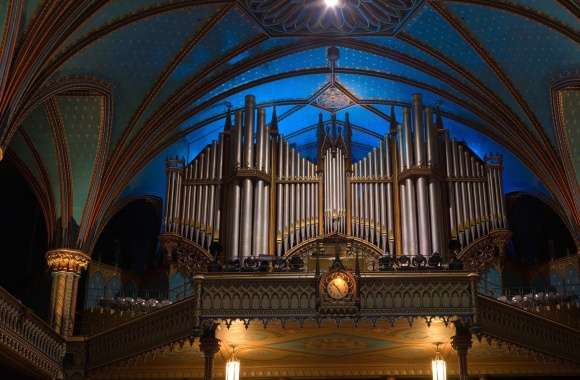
[{"left": 46, "top": 249, "right": 91, "bottom": 274}]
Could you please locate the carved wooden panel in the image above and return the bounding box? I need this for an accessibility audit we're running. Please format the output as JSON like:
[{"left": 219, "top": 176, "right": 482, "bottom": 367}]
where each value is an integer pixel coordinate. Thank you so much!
[
  {"left": 360, "top": 274, "right": 475, "bottom": 318},
  {"left": 202, "top": 275, "right": 317, "bottom": 320}
]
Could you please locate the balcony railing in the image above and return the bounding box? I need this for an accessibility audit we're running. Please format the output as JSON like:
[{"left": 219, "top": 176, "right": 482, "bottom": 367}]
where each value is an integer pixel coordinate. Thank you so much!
[
  {"left": 0, "top": 287, "right": 66, "bottom": 379},
  {"left": 477, "top": 294, "right": 580, "bottom": 363}
]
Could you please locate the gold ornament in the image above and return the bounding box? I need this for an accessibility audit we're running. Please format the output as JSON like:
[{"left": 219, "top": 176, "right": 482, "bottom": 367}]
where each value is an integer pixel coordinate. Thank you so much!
[{"left": 46, "top": 249, "right": 90, "bottom": 273}]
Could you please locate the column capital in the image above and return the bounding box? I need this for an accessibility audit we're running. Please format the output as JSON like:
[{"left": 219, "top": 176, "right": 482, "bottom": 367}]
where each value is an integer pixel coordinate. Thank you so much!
[{"left": 46, "top": 249, "right": 90, "bottom": 274}]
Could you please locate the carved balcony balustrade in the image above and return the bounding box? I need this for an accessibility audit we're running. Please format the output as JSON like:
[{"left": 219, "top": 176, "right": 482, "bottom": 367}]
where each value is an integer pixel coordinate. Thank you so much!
[
  {"left": 476, "top": 295, "right": 580, "bottom": 364},
  {"left": 0, "top": 287, "right": 66, "bottom": 379}
]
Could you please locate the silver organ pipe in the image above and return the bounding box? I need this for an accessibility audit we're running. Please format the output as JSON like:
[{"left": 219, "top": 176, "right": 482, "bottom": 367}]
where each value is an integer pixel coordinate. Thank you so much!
[
  {"left": 289, "top": 149, "right": 296, "bottom": 247},
  {"left": 276, "top": 139, "right": 283, "bottom": 256},
  {"left": 397, "top": 124, "right": 409, "bottom": 255},
  {"left": 301, "top": 157, "right": 307, "bottom": 240},
  {"left": 200, "top": 147, "right": 208, "bottom": 245},
  {"left": 362, "top": 155, "right": 370, "bottom": 240},
  {"left": 378, "top": 142, "right": 387, "bottom": 251},
  {"left": 403, "top": 108, "right": 418, "bottom": 256},
  {"left": 487, "top": 160, "right": 497, "bottom": 230},
  {"left": 479, "top": 162, "right": 488, "bottom": 234},
  {"left": 240, "top": 96, "right": 255, "bottom": 258},
  {"left": 464, "top": 149, "right": 475, "bottom": 242},
  {"left": 298, "top": 157, "right": 304, "bottom": 242},
  {"left": 371, "top": 149, "right": 378, "bottom": 245},
  {"left": 227, "top": 111, "right": 243, "bottom": 259},
  {"left": 214, "top": 133, "right": 224, "bottom": 243},
  {"left": 414, "top": 95, "right": 432, "bottom": 257},
  {"left": 309, "top": 162, "right": 315, "bottom": 238},
  {"left": 426, "top": 107, "right": 443, "bottom": 255},
  {"left": 283, "top": 141, "right": 290, "bottom": 252},
  {"left": 206, "top": 141, "right": 217, "bottom": 247},
  {"left": 444, "top": 129, "right": 456, "bottom": 244},
  {"left": 163, "top": 93, "right": 508, "bottom": 264},
  {"left": 263, "top": 113, "right": 271, "bottom": 256},
  {"left": 385, "top": 136, "right": 394, "bottom": 254},
  {"left": 451, "top": 140, "right": 464, "bottom": 246},
  {"left": 471, "top": 156, "right": 481, "bottom": 239},
  {"left": 252, "top": 108, "right": 265, "bottom": 256},
  {"left": 457, "top": 143, "right": 469, "bottom": 245},
  {"left": 195, "top": 151, "right": 205, "bottom": 244},
  {"left": 352, "top": 162, "right": 358, "bottom": 237}
]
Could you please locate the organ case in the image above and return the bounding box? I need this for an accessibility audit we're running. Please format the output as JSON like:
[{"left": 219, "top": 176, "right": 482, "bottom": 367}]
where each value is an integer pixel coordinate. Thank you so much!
[{"left": 163, "top": 94, "right": 508, "bottom": 265}]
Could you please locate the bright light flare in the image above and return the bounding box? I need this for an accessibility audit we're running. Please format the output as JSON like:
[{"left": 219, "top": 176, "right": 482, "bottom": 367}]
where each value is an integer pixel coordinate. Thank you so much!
[
  {"left": 431, "top": 348, "right": 447, "bottom": 380},
  {"left": 325, "top": 0, "right": 340, "bottom": 7},
  {"left": 225, "top": 359, "right": 240, "bottom": 380}
]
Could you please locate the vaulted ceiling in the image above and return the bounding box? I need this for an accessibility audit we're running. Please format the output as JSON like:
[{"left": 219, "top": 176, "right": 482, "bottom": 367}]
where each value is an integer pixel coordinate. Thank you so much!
[{"left": 0, "top": 0, "right": 578, "bottom": 251}]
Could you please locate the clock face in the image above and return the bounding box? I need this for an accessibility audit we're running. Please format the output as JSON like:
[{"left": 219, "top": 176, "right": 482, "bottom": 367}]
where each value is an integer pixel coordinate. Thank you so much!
[{"left": 326, "top": 276, "right": 349, "bottom": 299}]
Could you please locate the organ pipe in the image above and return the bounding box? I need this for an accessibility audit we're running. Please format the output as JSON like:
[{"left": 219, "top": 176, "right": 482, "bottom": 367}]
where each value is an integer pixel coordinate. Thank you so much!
[
  {"left": 240, "top": 96, "right": 254, "bottom": 257},
  {"left": 414, "top": 95, "right": 432, "bottom": 257}
]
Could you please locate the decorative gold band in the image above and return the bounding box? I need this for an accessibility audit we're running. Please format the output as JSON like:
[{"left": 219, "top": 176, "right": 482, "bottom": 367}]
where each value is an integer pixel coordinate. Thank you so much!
[{"left": 46, "top": 249, "right": 90, "bottom": 274}]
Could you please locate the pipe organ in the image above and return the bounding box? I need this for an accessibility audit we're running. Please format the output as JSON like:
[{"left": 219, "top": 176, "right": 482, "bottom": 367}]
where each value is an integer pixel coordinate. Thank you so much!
[{"left": 164, "top": 94, "right": 508, "bottom": 262}]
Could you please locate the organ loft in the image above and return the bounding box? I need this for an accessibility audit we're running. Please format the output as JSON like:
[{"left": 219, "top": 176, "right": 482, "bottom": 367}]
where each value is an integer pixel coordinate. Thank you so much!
[{"left": 0, "top": 2, "right": 579, "bottom": 380}]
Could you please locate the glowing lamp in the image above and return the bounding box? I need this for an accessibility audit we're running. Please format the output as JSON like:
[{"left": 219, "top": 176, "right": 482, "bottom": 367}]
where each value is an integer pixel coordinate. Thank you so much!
[
  {"left": 225, "top": 346, "right": 240, "bottom": 380},
  {"left": 431, "top": 344, "right": 447, "bottom": 380},
  {"left": 325, "top": 0, "right": 339, "bottom": 7}
]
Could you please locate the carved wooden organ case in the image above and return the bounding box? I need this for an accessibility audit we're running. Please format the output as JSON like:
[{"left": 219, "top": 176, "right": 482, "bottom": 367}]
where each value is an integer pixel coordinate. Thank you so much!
[{"left": 163, "top": 94, "right": 507, "bottom": 262}]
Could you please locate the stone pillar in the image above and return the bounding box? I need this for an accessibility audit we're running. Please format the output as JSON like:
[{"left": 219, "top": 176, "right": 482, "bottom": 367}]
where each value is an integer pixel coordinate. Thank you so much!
[
  {"left": 199, "top": 324, "right": 221, "bottom": 380},
  {"left": 451, "top": 320, "right": 472, "bottom": 380},
  {"left": 46, "top": 249, "right": 90, "bottom": 337}
]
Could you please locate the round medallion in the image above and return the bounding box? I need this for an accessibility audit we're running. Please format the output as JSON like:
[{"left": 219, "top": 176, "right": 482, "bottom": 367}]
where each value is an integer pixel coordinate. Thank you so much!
[{"left": 326, "top": 276, "right": 349, "bottom": 300}]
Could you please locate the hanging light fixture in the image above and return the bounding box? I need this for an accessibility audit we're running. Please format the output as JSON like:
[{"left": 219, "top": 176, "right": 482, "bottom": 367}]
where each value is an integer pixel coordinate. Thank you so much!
[
  {"left": 431, "top": 343, "right": 447, "bottom": 380},
  {"left": 225, "top": 345, "right": 240, "bottom": 380}
]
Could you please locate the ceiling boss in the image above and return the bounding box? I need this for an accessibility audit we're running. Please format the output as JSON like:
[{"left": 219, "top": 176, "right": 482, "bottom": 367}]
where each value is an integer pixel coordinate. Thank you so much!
[{"left": 242, "top": 0, "right": 425, "bottom": 36}]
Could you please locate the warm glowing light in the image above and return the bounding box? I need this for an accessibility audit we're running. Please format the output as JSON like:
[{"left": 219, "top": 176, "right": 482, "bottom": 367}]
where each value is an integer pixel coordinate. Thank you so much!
[
  {"left": 325, "top": 0, "right": 339, "bottom": 7},
  {"left": 226, "top": 346, "right": 240, "bottom": 380},
  {"left": 431, "top": 345, "right": 447, "bottom": 380},
  {"left": 225, "top": 358, "right": 240, "bottom": 380}
]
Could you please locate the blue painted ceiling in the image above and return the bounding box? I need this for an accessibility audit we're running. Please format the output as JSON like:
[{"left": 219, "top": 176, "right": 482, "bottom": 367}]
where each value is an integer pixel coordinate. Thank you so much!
[{"left": 4, "top": 0, "right": 578, "bottom": 224}]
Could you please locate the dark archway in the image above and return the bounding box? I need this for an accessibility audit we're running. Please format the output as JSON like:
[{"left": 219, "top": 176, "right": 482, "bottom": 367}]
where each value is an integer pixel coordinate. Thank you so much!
[
  {"left": 92, "top": 198, "right": 163, "bottom": 273},
  {"left": 83, "top": 197, "right": 165, "bottom": 312},
  {"left": 506, "top": 192, "right": 576, "bottom": 264},
  {"left": 0, "top": 157, "right": 49, "bottom": 319},
  {"left": 503, "top": 192, "right": 577, "bottom": 289}
]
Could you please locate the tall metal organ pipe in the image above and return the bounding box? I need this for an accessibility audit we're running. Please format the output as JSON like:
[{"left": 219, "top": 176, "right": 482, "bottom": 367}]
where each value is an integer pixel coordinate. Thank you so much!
[
  {"left": 240, "top": 96, "right": 255, "bottom": 257},
  {"left": 413, "top": 95, "right": 432, "bottom": 256}
]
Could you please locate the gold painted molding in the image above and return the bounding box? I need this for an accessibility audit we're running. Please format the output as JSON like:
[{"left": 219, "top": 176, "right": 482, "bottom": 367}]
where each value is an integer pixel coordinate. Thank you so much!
[
  {"left": 0, "top": 146, "right": 3, "bottom": 161},
  {"left": 46, "top": 249, "right": 90, "bottom": 273}
]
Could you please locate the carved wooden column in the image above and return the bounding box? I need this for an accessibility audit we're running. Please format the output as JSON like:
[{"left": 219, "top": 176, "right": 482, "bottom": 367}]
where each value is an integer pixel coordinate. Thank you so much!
[
  {"left": 451, "top": 320, "right": 472, "bottom": 380},
  {"left": 199, "top": 324, "right": 221, "bottom": 380},
  {"left": 46, "top": 249, "right": 90, "bottom": 337}
]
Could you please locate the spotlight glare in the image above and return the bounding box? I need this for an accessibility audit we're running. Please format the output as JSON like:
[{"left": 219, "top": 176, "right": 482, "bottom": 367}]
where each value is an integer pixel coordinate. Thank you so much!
[{"left": 325, "top": 0, "right": 339, "bottom": 7}]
